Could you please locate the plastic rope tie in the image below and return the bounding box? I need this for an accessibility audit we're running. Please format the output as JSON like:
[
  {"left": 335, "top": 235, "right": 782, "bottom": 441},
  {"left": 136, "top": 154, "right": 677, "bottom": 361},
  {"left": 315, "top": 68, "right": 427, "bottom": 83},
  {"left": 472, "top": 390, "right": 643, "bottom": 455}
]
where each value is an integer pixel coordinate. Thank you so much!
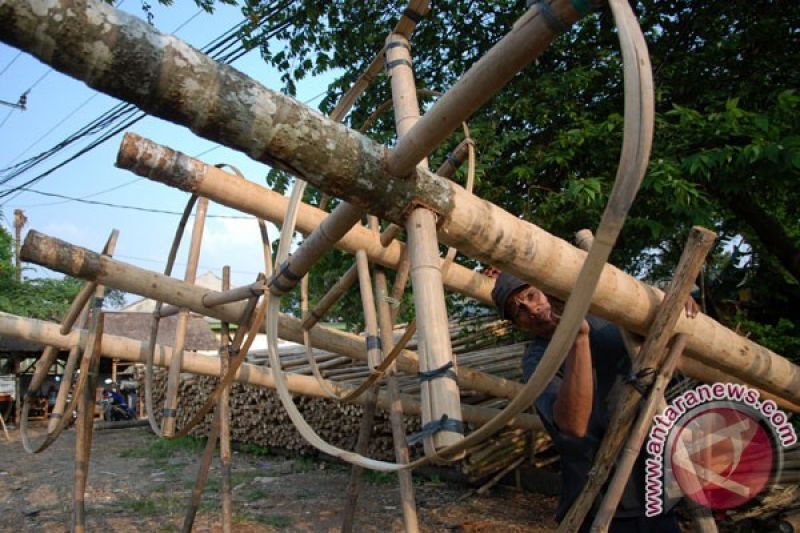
[
  {"left": 529, "top": 0, "right": 570, "bottom": 35},
  {"left": 623, "top": 367, "right": 656, "bottom": 396},
  {"left": 402, "top": 7, "right": 425, "bottom": 23},
  {"left": 418, "top": 360, "right": 457, "bottom": 383},
  {"left": 407, "top": 415, "right": 465, "bottom": 446}
]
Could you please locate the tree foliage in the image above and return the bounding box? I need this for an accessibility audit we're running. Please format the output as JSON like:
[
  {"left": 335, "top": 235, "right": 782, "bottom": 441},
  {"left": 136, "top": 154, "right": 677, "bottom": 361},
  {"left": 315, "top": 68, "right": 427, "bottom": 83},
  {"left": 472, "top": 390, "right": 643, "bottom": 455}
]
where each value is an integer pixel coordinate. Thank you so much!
[
  {"left": 243, "top": 0, "right": 800, "bottom": 358},
  {"left": 0, "top": 223, "right": 124, "bottom": 321}
]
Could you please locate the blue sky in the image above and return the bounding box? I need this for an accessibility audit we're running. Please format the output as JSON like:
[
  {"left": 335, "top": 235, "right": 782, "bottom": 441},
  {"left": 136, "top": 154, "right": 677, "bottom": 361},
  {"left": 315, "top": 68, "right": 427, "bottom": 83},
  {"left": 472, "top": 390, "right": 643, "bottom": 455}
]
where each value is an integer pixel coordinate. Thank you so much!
[{"left": 0, "top": 0, "right": 339, "bottom": 295}]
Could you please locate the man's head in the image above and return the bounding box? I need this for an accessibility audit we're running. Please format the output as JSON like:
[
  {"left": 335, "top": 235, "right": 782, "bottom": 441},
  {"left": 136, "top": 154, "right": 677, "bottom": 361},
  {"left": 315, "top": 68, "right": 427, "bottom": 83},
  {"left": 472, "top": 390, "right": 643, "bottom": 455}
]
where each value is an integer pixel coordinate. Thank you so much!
[{"left": 491, "top": 272, "right": 560, "bottom": 337}]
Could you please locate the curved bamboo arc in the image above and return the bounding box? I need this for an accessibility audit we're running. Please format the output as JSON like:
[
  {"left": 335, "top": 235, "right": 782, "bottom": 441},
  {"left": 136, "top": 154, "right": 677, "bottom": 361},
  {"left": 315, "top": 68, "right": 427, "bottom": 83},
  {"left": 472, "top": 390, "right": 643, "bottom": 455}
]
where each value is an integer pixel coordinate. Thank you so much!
[
  {"left": 262, "top": 0, "right": 653, "bottom": 468},
  {"left": 143, "top": 194, "right": 198, "bottom": 435},
  {"left": 425, "top": 0, "right": 655, "bottom": 461},
  {"left": 20, "top": 228, "right": 119, "bottom": 454}
]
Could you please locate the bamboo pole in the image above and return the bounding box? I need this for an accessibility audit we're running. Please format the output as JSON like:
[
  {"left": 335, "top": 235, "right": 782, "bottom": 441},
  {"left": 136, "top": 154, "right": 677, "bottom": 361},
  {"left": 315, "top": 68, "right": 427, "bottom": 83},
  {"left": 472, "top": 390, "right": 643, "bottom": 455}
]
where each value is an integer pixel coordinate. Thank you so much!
[
  {"left": 163, "top": 197, "right": 208, "bottom": 437},
  {"left": 0, "top": 313, "right": 542, "bottom": 431},
  {"left": 386, "top": 0, "right": 583, "bottom": 176},
  {"left": 269, "top": 201, "right": 363, "bottom": 297},
  {"left": 72, "top": 307, "right": 104, "bottom": 533},
  {"left": 203, "top": 280, "right": 262, "bottom": 307},
  {"left": 219, "top": 266, "right": 233, "bottom": 533},
  {"left": 590, "top": 334, "right": 687, "bottom": 532},
  {"left": 372, "top": 217, "right": 419, "bottom": 533},
  {"left": 111, "top": 136, "right": 800, "bottom": 409},
  {"left": 115, "top": 133, "right": 490, "bottom": 312},
  {"left": 20, "top": 232, "right": 526, "bottom": 402},
  {"left": 340, "top": 249, "right": 384, "bottom": 532},
  {"left": 182, "top": 403, "right": 221, "bottom": 533},
  {"left": 558, "top": 227, "right": 716, "bottom": 532},
  {"left": 387, "top": 31, "right": 462, "bottom": 454}
]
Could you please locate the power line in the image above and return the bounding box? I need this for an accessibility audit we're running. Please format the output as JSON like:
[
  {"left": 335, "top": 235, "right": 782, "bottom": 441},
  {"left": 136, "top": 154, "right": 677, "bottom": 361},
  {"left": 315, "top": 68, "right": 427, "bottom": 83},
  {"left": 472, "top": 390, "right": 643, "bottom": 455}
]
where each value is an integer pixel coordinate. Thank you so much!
[
  {"left": 0, "top": 3, "right": 286, "bottom": 195},
  {"left": 6, "top": 185, "right": 254, "bottom": 218},
  {"left": 0, "top": 51, "right": 22, "bottom": 78},
  {"left": 10, "top": 177, "right": 144, "bottom": 207}
]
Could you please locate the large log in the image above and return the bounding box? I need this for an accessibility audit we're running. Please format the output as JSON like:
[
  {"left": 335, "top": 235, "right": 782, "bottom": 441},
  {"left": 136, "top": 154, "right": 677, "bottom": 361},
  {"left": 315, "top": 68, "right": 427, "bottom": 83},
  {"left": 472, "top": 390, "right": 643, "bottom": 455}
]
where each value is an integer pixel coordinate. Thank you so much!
[
  {"left": 20, "top": 231, "right": 526, "bottom": 402},
  {"left": 0, "top": 312, "right": 541, "bottom": 431},
  {"left": 2, "top": 0, "right": 798, "bottom": 406}
]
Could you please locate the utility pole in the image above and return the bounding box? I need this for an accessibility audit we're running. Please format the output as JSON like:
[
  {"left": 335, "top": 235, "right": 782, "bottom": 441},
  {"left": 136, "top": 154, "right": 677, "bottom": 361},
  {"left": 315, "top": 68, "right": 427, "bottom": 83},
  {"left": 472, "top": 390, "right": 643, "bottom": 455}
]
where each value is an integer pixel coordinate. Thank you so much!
[{"left": 14, "top": 209, "right": 27, "bottom": 282}]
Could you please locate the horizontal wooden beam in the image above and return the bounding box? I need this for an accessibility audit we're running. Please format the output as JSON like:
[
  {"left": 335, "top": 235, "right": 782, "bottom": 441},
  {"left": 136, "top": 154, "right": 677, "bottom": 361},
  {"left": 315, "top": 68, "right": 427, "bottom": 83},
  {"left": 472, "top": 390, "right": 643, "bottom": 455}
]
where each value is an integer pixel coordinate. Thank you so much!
[{"left": 0, "top": 312, "right": 541, "bottom": 431}]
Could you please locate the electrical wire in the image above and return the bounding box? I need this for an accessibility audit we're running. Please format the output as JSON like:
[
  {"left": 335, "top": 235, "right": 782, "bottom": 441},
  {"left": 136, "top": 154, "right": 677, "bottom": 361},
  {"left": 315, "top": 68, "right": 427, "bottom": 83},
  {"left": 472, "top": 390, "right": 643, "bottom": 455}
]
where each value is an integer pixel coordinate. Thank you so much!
[
  {"left": 0, "top": 1, "right": 284, "bottom": 194},
  {"left": 4, "top": 185, "right": 253, "bottom": 218}
]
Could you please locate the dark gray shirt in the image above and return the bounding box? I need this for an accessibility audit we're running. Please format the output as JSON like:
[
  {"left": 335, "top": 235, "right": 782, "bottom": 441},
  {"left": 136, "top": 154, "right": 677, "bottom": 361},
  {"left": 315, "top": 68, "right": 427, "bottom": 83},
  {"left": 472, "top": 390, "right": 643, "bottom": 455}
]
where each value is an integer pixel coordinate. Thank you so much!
[{"left": 523, "top": 316, "right": 648, "bottom": 520}]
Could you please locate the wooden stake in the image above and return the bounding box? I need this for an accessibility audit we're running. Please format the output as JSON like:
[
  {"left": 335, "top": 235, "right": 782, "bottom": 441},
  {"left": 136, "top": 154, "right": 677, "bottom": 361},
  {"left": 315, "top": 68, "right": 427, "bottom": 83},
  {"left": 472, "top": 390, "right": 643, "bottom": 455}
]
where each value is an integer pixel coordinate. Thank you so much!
[
  {"left": 372, "top": 217, "right": 420, "bottom": 533},
  {"left": 163, "top": 197, "right": 208, "bottom": 437},
  {"left": 72, "top": 307, "right": 105, "bottom": 533},
  {"left": 340, "top": 249, "right": 382, "bottom": 533},
  {"left": 590, "top": 334, "right": 687, "bottom": 532},
  {"left": 219, "top": 266, "right": 233, "bottom": 533},
  {"left": 557, "top": 227, "right": 716, "bottom": 532}
]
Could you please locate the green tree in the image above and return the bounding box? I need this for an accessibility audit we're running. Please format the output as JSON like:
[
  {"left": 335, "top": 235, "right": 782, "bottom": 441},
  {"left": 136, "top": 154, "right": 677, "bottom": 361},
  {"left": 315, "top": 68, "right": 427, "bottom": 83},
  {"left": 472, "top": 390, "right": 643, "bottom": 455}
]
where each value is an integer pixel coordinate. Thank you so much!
[
  {"left": 243, "top": 0, "right": 800, "bottom": 357},
  {"left": 0, "top": 222, "right": 124, "bottom": 320}
]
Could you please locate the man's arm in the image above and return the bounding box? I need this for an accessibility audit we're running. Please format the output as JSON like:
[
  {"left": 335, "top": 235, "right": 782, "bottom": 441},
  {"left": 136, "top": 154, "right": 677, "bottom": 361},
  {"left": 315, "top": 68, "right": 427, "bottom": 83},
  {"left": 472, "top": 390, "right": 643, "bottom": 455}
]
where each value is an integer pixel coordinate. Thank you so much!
[{"left": 552, "top": 320, "right": 593, "bottom": 438}]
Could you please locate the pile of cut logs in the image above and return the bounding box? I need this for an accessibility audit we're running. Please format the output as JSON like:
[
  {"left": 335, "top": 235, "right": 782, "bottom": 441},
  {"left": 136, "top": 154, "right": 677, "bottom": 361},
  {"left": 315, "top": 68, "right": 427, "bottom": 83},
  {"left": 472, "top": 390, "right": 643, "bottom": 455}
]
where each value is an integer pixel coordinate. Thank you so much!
[{"left": 139, "top": 317, "right": 545, "bottom": 479}]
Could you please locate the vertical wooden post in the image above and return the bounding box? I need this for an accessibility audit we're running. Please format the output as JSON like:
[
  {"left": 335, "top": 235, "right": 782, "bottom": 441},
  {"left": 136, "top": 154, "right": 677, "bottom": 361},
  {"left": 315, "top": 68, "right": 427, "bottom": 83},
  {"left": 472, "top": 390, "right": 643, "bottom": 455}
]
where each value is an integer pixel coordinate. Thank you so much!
[
  {"left": 72, "top": 304, "right": 105, "bottom": 533},
  {"left": 163, "top": 197, "right": 209, "bottom": 437},
  {"left": 12, "top": 357, "right": 20, "bottom": 426},
  {"left": 219, "top": 266, "right": 233, "bottom": 533},
  {"left": 371, "top": 216, "right": 420, "bottom": 533},
  {"left": 340, "top": 248, "right": 382, "bottom": 533},
  {"left": 387, "top": 32, "right": 463, "bottom": 455},
  {"left": 557, "top": 227, "right": 716, "bottom": 532},
  {"left": 13, "top": 209, "right": 26, "bottom": 282}
]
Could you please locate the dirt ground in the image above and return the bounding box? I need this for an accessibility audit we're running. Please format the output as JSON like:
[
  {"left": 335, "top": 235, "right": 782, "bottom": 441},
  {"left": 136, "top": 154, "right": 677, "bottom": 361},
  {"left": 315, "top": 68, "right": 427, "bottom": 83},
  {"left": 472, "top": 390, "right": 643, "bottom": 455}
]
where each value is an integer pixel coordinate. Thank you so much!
[{"left": 0, "top": 422, "right": 559, "bottom": 532}]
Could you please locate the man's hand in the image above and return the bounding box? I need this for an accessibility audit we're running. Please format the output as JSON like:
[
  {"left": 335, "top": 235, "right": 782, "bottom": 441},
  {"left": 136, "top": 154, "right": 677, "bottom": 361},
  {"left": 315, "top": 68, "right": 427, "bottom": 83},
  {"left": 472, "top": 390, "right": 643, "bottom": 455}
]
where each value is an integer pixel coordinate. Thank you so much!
[{"left": 685, "top": 296, "right": 699, "bottom": 318}]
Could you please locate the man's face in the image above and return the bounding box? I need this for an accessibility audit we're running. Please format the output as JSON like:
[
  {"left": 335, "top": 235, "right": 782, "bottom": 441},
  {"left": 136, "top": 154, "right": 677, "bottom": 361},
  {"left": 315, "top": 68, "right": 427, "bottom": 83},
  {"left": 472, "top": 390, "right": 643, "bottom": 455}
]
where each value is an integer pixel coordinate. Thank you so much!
[{"left": 506, "top": 285, "right": 559, "bottom": 337}]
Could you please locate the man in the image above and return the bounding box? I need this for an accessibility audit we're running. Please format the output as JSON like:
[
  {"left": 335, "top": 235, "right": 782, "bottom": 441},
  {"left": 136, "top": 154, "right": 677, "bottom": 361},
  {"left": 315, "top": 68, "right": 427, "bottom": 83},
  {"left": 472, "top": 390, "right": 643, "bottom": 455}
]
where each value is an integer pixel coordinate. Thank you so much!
[{"left": 492, "top": 272, "right": 683, "bottom": 532}]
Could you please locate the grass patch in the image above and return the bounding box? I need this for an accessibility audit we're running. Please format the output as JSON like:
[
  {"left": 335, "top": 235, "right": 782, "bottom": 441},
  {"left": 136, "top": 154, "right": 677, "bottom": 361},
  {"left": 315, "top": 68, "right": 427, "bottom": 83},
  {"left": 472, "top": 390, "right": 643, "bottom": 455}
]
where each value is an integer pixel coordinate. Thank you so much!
[
  {"left": 245, "top": 488, "right": 269, "bottom": 501},
  {"left": 118, "top": 496, "right": 159, "bottom": 515},
  {"left": 293, "top": 456, "right": 317, "bottom": 473},
  {"left": 258, "top": 514, "right": 292, "bottom": 529},
  {"left": 119, "top": 436, "right": 205, "bottom": 461},
  {"left": 238, "top": 442, "right": 271, "bottom": 457},
  {"left": 364, "top": 470, "right": 395, "bottom": 485}
]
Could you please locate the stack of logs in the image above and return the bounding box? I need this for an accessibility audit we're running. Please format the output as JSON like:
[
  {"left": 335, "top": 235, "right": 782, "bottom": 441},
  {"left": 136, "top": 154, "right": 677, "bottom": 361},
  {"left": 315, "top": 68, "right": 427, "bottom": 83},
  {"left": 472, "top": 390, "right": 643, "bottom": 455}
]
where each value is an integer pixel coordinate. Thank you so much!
[
  {"left": 145, "top": 367, "right": 421, "bottom": 459},
  {"left": 139, "top": 317, "right": 548, "bottom": 481}
]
